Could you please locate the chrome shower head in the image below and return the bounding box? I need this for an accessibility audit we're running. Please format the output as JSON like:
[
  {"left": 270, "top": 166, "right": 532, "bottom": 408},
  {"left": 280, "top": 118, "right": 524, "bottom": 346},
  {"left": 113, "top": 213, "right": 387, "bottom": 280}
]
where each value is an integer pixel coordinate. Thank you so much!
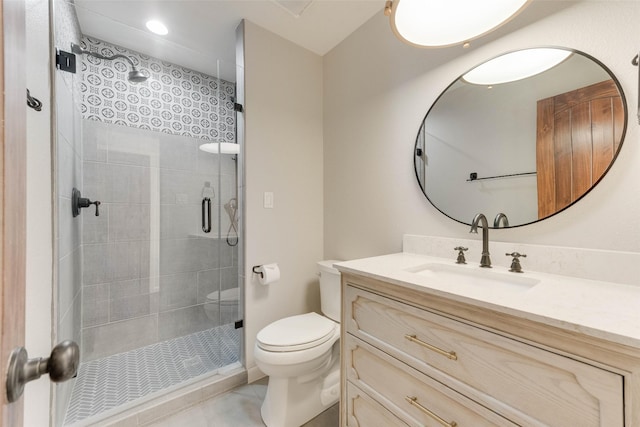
[
  {"left": 128, "top": 69, "right": 148, "bottom": 83},
  {"left": 71, "top": 43, "right": 148, "bottom": 83}
]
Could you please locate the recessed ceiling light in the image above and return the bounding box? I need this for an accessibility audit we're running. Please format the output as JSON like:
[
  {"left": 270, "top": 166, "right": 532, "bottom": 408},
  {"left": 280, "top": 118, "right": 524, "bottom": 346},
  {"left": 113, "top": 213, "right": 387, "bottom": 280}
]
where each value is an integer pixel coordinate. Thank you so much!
[
  {"left": 146, "top": 20, "right": 168, "bottom": 36},
  {"left": 462, "top": 48, "right": 572, "bottom": 85}
]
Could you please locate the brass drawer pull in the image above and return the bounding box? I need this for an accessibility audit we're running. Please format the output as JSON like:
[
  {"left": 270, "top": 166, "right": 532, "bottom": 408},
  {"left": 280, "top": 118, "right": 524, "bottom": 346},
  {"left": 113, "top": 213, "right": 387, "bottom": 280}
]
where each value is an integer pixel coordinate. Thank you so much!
[
  {"left": 404, "top": 334, "right": 458, "bottom": 360},
  {"left": 405, "top": 396, "right": 457, "bottom": 427}
]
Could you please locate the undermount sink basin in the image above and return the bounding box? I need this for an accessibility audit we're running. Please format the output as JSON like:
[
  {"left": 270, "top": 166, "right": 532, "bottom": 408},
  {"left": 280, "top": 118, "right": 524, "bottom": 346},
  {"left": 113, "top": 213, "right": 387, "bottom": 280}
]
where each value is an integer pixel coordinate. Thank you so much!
[{"left": 405, "top": 263, "right": 539, "bottom": 294}]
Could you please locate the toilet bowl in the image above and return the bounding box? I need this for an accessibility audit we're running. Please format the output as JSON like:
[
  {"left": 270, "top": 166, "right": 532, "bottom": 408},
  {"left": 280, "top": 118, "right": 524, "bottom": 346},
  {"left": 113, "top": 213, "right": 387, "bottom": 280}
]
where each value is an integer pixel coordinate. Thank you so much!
[{"left": 254, "top": 260, "right": 342, "bottom": 427}]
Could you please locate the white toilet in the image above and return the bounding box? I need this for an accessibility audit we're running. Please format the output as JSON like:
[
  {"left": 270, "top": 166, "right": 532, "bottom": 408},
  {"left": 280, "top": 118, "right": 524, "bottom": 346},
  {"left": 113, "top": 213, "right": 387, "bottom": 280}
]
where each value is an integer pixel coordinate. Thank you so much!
[{"left": 254, "top": 260, "right": 342, "bottom": 427}]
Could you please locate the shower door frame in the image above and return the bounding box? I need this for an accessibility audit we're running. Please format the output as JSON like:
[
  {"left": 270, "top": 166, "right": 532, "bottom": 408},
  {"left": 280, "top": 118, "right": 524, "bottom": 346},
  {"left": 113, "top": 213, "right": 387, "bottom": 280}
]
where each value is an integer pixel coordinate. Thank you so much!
[{"left": 48, "top": 6, "right": 245, "bottom": 422}]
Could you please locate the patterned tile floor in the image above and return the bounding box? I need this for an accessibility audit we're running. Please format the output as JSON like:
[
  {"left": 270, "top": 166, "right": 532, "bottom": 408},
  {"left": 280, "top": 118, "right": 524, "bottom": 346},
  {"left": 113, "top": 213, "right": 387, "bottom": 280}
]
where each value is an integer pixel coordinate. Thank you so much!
[{"left": 64, "top": 324, "right": 241, "bottom": 426}]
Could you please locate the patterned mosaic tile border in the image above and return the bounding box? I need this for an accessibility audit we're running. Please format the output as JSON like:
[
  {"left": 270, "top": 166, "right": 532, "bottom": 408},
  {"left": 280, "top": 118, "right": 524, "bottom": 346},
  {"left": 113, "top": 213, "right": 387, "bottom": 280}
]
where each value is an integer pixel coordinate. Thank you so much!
[
  {"left": 63, "top": 324, "right": 241, "bottom": 425},
  {"left": 79, "top": 36, "right": 236, "bottom": 142}
]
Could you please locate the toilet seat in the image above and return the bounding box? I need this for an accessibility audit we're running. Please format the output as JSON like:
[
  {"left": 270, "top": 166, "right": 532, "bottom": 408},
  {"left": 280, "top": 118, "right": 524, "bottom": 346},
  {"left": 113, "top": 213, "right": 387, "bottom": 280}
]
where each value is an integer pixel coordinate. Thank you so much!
[{"left": 257, "top": 313, "right": 338, "bottom": 352}]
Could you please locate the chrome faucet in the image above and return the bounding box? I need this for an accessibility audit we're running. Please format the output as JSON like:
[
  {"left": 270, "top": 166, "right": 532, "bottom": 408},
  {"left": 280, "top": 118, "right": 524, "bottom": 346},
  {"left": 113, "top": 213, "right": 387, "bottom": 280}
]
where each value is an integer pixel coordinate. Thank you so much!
[
  {"left": 493, "top": 213, "right": 509, "bottom": 228},
  {"left": 470, "top": 213, "right": 492, "bottom": 268}
]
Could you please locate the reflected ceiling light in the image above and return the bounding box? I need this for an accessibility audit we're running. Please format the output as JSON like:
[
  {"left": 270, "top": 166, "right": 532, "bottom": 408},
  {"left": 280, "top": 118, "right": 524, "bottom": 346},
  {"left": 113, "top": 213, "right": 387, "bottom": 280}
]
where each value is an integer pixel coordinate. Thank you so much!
[
  {"left": 463, "top": 48, "right": 573, "bottom": 85},
  {"left": 146, "top": 20, "right": 168, "bottom": 35},
  {"left": 384, "top": 0, "right": 531, "bottom": 48},
  {"left": 199, "top": 142, "right": 240, "bottom": 155}
]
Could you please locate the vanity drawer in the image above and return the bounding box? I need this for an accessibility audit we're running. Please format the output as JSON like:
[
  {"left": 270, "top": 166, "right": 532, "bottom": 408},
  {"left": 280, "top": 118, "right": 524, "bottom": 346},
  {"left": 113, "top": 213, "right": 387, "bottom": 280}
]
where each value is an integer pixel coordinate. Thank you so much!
[
  {"left": 345, "top": 285, "right": 624, "bottom": 427},
  {"left": 345, "top": 383, "right": 409, "bottom": 427},
  {"left": 346, "top": 335, "right": 518, "bottom": 426}
]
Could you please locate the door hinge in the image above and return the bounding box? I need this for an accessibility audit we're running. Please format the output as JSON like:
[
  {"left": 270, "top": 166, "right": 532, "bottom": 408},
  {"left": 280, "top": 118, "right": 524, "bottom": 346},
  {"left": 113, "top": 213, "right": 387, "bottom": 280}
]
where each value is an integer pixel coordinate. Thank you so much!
[
  {"left": 56, "top": 49, "right": 76, "bottom": 74},
  {"left": 234, "top": 103, "right": 243, "bottom": 113},
  {"left": 234, "top": 319, "right": 244, "bottom": 329}
]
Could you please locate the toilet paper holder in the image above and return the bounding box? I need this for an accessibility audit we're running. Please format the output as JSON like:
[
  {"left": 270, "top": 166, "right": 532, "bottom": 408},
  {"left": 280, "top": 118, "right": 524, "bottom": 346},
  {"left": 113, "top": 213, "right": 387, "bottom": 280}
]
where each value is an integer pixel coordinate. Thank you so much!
[
  {"left": 252, "top": 264, "right": 280, "bottom": 285},
  {"left": 252, "top": 265, "right": 264, "bottom": 278}
]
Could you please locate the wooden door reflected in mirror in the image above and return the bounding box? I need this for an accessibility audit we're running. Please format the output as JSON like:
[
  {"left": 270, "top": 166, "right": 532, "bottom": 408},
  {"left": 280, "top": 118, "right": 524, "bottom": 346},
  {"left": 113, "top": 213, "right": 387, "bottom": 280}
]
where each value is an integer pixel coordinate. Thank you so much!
[{"left": 536, "top": 79, "right": 624, "bottom": 218}]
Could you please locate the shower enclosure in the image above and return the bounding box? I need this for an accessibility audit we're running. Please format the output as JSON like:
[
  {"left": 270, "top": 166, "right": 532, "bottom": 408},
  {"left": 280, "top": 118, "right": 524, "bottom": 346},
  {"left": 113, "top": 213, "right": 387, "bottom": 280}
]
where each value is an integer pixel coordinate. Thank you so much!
[{"left": 52, "top": 1, "right": 244, "bottom": 425}]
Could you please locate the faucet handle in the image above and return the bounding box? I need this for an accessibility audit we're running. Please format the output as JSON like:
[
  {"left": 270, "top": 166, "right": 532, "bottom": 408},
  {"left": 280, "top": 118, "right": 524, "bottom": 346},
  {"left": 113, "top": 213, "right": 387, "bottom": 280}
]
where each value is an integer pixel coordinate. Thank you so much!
[
  {"left": 505, "top": 252, "right": 526, "bottom": 258},
  {"left": 454, "top": 247, "right": 468, "bottom": 264},
  {"left": 505, "top": 252, "right": 526, "bottom": 273},
  {"left": 72, "top": 188, "right": 101, "bottom": 217}
]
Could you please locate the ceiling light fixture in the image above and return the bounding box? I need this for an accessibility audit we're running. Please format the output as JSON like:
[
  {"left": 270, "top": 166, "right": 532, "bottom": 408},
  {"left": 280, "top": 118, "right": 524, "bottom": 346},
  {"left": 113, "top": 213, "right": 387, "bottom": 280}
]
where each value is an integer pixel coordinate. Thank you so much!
[
  {"left": 462, "top": 48, "right": 573, "bottom": 85},
  {"left": 145, "top": 20, "right": 168, "bottom": 36},
  {"left": 384, "top": 0, "right": 531, "bottom": 48}
]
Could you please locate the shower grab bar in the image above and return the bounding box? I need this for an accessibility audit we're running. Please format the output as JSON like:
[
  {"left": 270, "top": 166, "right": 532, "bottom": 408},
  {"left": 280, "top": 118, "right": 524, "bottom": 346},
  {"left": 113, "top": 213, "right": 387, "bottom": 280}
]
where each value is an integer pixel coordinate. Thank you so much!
[{"left": 202, "top": 197, "right": 212, "bottom": 233}]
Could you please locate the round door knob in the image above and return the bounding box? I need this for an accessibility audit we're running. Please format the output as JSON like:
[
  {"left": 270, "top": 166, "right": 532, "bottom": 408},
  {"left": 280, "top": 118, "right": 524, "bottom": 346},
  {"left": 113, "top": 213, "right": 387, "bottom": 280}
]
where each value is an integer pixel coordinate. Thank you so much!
[
  {"left": 48, "top": 340, "right": 80, "bottom": 382},
  {"left": 6, "top": 340, "right": 80, "bottom": 403}
]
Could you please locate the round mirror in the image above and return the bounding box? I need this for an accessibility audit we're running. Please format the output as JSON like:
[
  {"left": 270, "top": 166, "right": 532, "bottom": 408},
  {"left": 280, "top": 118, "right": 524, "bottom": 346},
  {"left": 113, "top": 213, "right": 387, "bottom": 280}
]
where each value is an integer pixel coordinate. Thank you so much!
[{"left": 414, "top": 47, "right": 627, "bottom": 228}]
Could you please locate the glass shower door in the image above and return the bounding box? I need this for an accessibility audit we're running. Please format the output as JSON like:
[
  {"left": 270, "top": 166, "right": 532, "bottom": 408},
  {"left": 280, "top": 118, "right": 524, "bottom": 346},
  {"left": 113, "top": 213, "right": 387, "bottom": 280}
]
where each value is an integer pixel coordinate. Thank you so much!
[{"left": 52, "top": 2, "right": 243, "bottom": 424}]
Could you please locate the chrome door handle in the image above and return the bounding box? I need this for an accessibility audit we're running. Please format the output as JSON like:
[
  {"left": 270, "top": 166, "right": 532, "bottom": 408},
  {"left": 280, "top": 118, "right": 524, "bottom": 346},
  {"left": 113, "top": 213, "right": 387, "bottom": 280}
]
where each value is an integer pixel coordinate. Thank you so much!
[{"left": 6, "top": 340, "right": 79, "bottom": 403}]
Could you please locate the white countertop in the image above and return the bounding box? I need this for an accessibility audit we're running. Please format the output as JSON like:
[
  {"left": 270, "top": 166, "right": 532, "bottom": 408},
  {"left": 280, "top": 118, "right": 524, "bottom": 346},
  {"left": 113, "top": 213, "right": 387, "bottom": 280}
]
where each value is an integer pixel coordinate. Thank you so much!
[{"left": 335, "top": 252, "right": 640, "bottom": 350}]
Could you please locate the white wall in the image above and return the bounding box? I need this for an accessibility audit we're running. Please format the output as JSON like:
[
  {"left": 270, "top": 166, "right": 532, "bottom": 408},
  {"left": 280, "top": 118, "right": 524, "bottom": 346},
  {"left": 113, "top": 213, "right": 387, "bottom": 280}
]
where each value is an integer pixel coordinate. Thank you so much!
[
  {"left": 324, "top": 1, "right": 640, "bottom": 260},
  {"left": 25, "top": 0, "right": 53, "bottom": 425},
  {"left": 243, "top": 21, "right": 324, "bottom": 381}
]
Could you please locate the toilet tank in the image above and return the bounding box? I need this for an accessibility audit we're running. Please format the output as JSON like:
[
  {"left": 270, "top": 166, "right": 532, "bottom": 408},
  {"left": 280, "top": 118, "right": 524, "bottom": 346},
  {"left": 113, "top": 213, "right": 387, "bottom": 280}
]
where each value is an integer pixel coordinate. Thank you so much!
[{"left": 318, "top": 260, "right": 342, "bottom": 323}]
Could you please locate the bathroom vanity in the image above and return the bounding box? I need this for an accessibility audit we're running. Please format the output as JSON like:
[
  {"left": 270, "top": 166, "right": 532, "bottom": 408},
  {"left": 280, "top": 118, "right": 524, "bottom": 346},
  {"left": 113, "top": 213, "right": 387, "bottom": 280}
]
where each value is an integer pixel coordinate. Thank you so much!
[{"left": 336, "top": 253, "right": 640, "bottom": 426}]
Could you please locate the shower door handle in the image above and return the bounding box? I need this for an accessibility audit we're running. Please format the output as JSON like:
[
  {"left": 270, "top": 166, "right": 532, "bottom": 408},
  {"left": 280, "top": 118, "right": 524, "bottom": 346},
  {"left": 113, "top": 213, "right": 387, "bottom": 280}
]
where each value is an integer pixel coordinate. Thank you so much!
[
  {"left": 202, "top": 197, "right": 212, "bottom": 233},
  {"left": 6, "top": 340, "right": 80, "bottom": 403}
]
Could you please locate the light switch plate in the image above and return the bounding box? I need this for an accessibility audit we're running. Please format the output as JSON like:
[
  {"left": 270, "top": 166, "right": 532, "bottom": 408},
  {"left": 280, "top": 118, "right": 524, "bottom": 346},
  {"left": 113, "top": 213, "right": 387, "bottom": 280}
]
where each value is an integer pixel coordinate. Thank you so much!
[{"left": 264, "top": 192, "right": 274, "bottom": 209}]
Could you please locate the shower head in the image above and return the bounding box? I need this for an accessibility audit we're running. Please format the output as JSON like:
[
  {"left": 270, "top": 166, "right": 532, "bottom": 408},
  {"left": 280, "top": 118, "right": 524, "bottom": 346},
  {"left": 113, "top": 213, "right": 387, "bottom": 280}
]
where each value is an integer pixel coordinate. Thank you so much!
[
  {"left": 71, "top": 43, "right": 149, "bottom": 83},
  {"left": 128, "top": 69, "right": 148, "bottom": 83}
]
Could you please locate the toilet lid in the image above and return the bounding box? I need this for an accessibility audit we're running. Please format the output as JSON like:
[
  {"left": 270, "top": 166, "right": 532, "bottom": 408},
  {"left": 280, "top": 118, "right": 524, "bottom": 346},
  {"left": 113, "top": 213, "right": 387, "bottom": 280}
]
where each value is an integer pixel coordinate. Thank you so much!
[{"left": 257, "top": 312, "right": 338, "bottom": 352}]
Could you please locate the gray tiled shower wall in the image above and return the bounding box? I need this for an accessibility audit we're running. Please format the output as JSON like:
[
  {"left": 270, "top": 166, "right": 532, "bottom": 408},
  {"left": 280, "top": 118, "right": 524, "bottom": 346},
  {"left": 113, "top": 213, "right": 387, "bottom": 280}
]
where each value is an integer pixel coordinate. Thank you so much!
[{"left": 80, "top": 119, "right": 239, "bottom": 362}]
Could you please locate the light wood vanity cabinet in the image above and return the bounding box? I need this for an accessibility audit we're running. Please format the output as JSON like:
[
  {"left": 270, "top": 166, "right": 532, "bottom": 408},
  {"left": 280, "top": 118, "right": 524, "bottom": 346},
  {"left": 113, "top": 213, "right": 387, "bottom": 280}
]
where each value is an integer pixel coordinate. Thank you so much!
[{"left": 340, "top": 272, "right": 638, "bottom": 427}]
